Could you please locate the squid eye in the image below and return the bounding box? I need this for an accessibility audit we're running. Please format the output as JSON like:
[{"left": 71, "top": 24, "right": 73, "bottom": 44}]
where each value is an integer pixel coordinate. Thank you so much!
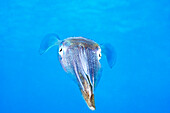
[
  {"left": 59, "top": 48, "right": 62, "bottom": 52},
  {"left": 99, "top": 53, "right": 101, "bottom": 58},
  {"left": 59, "top": 47, "right": 63, "bottom": 56},
  {"left": 98, "top": 53, "right": 102, "bottom": 60},
  {"left": 97, "top": 48, "right": 102, "bottom": 60}
]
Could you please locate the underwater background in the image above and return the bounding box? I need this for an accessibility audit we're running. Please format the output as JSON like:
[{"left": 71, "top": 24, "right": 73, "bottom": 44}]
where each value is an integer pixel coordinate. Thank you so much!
[{"left": 0, "top": 0, "right": 170, "bottom": 113}]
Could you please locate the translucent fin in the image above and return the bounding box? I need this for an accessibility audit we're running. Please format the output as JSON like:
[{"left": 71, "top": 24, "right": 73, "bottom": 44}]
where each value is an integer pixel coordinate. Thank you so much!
[
  {"left": 101, "top": 43, "right": 116, "bottom": 68},
  {"left": 39, "top": 33, "right": 61, "bottom": 55}
]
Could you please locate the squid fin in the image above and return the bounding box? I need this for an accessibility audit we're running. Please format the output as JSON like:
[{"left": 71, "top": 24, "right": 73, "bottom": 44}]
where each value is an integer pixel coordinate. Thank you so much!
[
  {"left": 101, "top": 43, "right": 116, "bottom": 68},
  {"left": 39, "top": 33, "right": 61, "bottom": 55}
]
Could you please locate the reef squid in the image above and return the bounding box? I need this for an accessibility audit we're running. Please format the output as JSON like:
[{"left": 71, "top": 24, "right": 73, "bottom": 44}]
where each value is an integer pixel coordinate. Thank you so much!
[{"left": 39, "top": 34, "right": 116, "bottom": 110}]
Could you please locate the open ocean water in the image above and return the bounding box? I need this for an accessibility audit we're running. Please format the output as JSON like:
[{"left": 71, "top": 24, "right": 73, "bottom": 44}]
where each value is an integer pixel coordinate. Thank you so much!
[{"left": 0, "top": 0, "right": 170, "bottom": 113}]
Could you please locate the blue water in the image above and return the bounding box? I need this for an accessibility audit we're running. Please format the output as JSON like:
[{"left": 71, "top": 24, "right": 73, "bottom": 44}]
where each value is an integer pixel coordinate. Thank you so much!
[{"left": 0, "top": 0, "right": 170, "bottom": 113}]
